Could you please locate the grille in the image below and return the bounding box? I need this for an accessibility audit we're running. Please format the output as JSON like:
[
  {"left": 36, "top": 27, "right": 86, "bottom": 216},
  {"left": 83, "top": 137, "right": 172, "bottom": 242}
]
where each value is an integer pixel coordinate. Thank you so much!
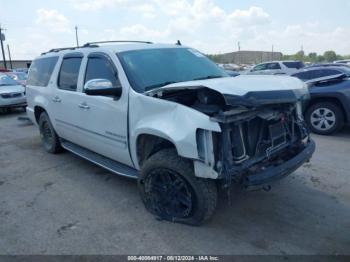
[{"left": 1, "top": 93, "right": 22, "bottom": 99}]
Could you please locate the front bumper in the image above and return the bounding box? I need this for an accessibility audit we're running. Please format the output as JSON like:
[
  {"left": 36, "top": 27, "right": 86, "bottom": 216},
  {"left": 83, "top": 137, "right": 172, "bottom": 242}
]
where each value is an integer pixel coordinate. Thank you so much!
[
  {"left": 242, "top": 139, "right": 316, "bottom": 189},
  {"left": 0, "top": 102, "right": 27, "bottom": 108}
]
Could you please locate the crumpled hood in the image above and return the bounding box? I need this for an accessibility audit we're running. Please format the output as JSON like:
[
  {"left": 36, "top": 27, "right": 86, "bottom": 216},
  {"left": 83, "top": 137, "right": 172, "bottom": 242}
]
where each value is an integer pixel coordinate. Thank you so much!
[
  {"left": 0, "top": 85, "right": 25, "bottom": 95},
  {"left": 145, "top": 75, "right": 309, "bottom": 107},
  {"left": 148, "top": 75, "right": 306, "bottom": 96}
]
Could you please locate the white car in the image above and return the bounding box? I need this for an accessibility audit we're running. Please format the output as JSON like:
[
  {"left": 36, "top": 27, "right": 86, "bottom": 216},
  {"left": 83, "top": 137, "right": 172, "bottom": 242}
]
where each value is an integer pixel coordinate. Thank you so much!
[
  {"left": 248, "top": 61, "right": 305, "bottom": 75},
  {"left": 0, "top": 73, "right": 26, "bottom": 110},
  {"left": 26, "top": 41, "right": 315, "bottom": 225}
]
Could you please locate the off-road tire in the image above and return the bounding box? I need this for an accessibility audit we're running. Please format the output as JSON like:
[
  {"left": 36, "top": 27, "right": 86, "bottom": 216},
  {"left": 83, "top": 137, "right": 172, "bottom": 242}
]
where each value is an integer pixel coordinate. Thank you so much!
[
  {"left": 305, "top": 102, "right": 344, "bottom": 135},
  {"left": 38, "top": 112, "right": 63, "bottom": 153},
  {"left": 138, "top": 149, "right": 217, "bottom": 226}
]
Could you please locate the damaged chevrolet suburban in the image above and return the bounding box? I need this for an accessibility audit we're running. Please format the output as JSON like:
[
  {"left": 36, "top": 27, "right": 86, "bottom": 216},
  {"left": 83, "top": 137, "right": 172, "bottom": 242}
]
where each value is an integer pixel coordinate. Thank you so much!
[{"left": 26, "top": 41, "right": 315, "bottom": 225}]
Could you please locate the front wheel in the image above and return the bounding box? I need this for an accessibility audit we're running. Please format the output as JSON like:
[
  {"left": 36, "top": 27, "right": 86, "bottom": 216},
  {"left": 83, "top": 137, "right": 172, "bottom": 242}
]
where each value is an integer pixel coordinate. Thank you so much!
[
  {"left": 38, "top": 112, "right": 63, "bottom": 153},
  {"left": 305, "top": 102, "right": 344, "bottom": 135},
  {"left": 138, "top": 149, "right": 218, "bottom": 226}
]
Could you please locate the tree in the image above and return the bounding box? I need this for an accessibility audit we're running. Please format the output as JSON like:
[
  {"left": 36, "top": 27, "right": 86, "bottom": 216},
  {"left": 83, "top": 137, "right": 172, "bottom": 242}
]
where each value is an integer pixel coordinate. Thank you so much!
[
  {"left": 308, "top": 52, "right": 317, "bottom": 62},
  {"left": 295, "top": 50, "right": 305, "bottom": 61},
  {"left": 323, "top": 51, "right": 337, "bottom": 62}
]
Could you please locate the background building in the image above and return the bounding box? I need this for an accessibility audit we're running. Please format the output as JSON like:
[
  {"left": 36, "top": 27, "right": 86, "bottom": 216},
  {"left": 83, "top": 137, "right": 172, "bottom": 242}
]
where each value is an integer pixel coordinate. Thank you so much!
[
  {"left": 0, "top": 60, "right": 32, "bottom": 70},
  {"left": 213, "top": 50, "right": 283, "bottom": 64}
]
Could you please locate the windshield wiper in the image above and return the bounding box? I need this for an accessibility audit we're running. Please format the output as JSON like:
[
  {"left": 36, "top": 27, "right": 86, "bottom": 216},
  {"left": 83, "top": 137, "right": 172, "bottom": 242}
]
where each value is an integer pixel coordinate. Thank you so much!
[
  {"left": 144, "top": 81, "right": 177, "bottom": 91},
  {"left": 193, "top": 75, "right": 224, "bottom": 81}
]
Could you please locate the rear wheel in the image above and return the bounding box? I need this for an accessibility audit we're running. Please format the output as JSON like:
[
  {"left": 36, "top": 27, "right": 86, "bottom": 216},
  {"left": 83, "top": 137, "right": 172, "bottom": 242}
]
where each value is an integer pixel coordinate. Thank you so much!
[
  {"left": 38, "top": 112, "right": 63, "bottom": 153},
  {"left": 306, "top": 102, "right": 344, "bottom": 135},
  {"left": 138, "top": 149, "right": 217, "bottom": 226}
]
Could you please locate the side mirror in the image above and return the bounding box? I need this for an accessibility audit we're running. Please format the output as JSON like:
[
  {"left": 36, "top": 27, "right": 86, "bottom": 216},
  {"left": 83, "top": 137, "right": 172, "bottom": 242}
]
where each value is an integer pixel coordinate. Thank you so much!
[{"left": 84, "top": 79, "right": 122, "bottom": 97}]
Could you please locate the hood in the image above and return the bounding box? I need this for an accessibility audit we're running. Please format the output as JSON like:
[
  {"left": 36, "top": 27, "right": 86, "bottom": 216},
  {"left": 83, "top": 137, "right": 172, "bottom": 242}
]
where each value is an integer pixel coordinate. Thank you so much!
[
  {"left": 0, "top": 85, "right": 25, "bottom": 95},
  {"left": 145, "top": 75, "right": 309, "bottom": 106}
]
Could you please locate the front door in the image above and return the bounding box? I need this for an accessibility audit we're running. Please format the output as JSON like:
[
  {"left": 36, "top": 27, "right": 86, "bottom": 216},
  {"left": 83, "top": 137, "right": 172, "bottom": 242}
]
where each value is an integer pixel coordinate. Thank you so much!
[{"left": 74, "top": 52, "right": 132, "bottom": 166}]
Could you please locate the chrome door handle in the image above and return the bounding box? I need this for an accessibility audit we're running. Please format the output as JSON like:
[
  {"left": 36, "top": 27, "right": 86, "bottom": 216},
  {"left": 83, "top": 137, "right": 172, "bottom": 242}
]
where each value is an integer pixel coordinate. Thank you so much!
[
  {"left": 52, "top": 96, "right": 61, "bottom": 103},
  {"left": 78, "top": 102, "right": 90, "bottom": 110}
]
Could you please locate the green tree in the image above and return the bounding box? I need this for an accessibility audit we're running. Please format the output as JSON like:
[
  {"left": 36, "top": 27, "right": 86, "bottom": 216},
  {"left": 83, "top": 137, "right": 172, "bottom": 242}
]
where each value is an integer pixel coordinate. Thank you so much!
[
  {"left": 295, "top": 50, "right": 305, "bottom": 61},
  {"left": 323, "top": 50, "right": 337, "bottom": 62},
  {"left": 308, "top": 52, "right": 317, "bottom": 62}
]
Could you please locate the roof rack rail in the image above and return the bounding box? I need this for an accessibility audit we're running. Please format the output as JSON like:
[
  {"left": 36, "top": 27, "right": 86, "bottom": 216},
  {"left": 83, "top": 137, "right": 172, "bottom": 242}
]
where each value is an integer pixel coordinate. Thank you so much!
[
  {"left": 41, "top": 47, "right": 77, "bottom": 55},
  {"left": 82, "top": 40, "right": 153, "bottom": 47}
]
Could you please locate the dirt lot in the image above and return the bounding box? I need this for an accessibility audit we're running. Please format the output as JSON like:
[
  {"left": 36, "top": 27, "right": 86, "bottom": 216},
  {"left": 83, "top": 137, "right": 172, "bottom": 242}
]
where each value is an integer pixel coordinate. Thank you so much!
[{"left": 0, "top": 110, "right": 349, "bottom": 255}]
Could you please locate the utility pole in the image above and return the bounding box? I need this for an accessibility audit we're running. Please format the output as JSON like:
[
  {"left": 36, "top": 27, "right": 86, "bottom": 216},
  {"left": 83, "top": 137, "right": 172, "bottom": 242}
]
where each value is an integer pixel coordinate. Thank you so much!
[
  {"left": 7, "top": 44, "right": 12, "bottom": 69},
  {"left": 75, "top": 26, "right": 79, "bottom": 47},
  {"left": 237, "top": 41, "right": 241, "bottom": 65},
  {"left": 0, "top": 25, "right": 7, "bottom": 69}
]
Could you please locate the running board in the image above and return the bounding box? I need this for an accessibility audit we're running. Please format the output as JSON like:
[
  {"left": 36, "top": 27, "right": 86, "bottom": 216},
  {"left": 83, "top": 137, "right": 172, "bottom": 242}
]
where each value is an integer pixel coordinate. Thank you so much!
[{"left": 61, "top": 141, "right": 138, "bottom": 179}]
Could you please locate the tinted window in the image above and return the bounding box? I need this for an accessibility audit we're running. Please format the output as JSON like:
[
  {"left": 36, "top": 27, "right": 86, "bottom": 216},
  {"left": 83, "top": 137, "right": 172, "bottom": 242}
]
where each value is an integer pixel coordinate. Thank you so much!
[
  {"left": 58, "top": 57, "right": 82, "bottom": 91},
  {"left": 266, "top": 63, "right": 281, "bottom": 70},
  {"left": 283, "top": 61, "right": 305, "bottom": 69},
  {"left": 85, "top": 56, "right": 119, "bottom": 87},
  {"left": 293, "top": 71, "right": 312, "bottom": 81},
  {"left": 252, "top": 63, "right": 267, "bottom": 71},
  {"left": 321, "top": 69, "right": 341, "bottom": 77},
  {"left": 27, "top": 56, "right": 58, "bottom": 86}
]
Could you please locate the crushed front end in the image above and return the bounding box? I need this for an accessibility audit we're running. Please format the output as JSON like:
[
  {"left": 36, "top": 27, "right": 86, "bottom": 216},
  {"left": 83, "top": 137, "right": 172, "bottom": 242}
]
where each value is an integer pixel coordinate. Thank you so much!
[{"left": 209, "top": 94, "right": 315, "bottom": 190}]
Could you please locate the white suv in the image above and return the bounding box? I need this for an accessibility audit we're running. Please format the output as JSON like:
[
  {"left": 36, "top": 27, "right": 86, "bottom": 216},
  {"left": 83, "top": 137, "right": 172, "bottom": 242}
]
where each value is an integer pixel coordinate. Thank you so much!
[
  {"left": 248, "top": 61, "right": 305, "bottom": 75},
  {"left": 26, "top": 41, "right": 315, "bottom": 225}
]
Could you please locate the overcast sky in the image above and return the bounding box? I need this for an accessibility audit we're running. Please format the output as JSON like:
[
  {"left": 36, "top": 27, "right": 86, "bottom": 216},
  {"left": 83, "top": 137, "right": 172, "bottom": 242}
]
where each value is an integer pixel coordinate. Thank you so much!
[{"left": 1, "top": 0, "right": 350, "bottom": 59}]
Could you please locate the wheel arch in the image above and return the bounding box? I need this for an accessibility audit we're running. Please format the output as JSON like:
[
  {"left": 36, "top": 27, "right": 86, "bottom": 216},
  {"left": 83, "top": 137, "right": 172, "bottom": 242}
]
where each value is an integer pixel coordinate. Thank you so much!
[
  {"left": 34, "top": 106, "right": 47, "bottom": 124},
  {"left": 135, "top": 133, "right": 178, "bottom": 168}
]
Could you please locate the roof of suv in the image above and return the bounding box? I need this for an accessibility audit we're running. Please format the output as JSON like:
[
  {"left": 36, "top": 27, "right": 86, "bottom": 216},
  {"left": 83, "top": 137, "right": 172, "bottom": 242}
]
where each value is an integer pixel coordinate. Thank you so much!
[{"left": 39, "top": 43, "right": 186, "bottom": 58}]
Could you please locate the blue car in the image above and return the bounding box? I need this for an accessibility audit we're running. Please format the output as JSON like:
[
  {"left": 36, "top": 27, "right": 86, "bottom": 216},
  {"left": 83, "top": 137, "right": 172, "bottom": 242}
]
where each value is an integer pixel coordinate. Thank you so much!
[{"left": 293, "top": 72, "right": 350, "bottom": 135}]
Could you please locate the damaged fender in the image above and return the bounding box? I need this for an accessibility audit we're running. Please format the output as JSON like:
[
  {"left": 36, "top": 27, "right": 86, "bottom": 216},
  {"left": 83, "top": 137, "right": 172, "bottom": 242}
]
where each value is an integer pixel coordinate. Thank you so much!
[{"left": 128, "top": 89, "right": 221, "bottom": 177}]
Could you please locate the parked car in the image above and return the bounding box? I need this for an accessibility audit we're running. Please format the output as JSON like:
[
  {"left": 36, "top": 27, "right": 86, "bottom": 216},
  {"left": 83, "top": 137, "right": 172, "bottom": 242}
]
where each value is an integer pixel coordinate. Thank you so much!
[
  {"left": 224, "top": 70, "right": 240, "bottom": 77},
  {"left": 291, "top": 66, "right": 350, "bottom": 81},
  {"left": 248, "top": 61, "right": 305, "bottom": 75},
  {"left": 334, "top": 59, "right": 350, "bottom": 65},
  {"left": 299, "top": 74, "right": 350, "bottom": 135},
  {"left": 0, "top": 73, "right": 26, "bottom": 110},
  {"left": 306, "top": 63, "right": 350, "bottom": 69},
  {"left": 26, "top": 41, "right": 314, "bottom": 225},
  {"left": 12, "top": 68, "right": 29, "bottom": 74},
  {"left": 6, "top": 72, "right": 28, "bottom": 86}
]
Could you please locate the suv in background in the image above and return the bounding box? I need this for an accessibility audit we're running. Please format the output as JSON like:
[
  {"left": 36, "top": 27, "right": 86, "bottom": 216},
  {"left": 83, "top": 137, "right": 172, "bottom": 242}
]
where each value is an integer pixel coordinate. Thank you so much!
[
  {"left": 291, "top": 66, "right": 350, "bottom": 82},
  {"left": 26, "top": 41, "right": 314, "bottom": 225},
  {"left": 248, "top": 61, "right": 304, "bottom": 75},
  {"left": 299, "top": 74, "right": 350, "bottom": 135}
]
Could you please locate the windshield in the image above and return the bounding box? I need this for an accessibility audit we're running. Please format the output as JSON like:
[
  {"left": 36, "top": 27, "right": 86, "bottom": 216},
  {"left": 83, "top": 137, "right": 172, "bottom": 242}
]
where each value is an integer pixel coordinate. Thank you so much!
[
  {"left": 118, "top": 48, "right": 227, "bottom": 92},
  {"left": 0, "top": 74, "right": 19, "bottom": 86}
]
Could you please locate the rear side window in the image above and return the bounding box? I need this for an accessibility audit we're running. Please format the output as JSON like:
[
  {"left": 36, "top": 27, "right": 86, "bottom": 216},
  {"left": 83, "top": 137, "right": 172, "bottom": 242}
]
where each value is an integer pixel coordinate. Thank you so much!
[
  {"left": 266, "top": 63, "right": 281, "bottom": 70},
  {"left": 322, "top": 69, "right": 342, "bottom": 77},
  {"left": 283, "top": 61, "right": 305, "bottom": 69},
  {"left": 58, "top": 57, "right": 82, "bottom": 91},
  {"left": 84, "top": 56, "right": 119, "bottom": 87},
  {"left": 293, "top": 71, "right": 312, "bottom": 81},
  {"left": 27, "top": 56, "right": 59, "bottom": 87},
  {"left": 253, "top": 64, "right": 267, "bottom": 71}
]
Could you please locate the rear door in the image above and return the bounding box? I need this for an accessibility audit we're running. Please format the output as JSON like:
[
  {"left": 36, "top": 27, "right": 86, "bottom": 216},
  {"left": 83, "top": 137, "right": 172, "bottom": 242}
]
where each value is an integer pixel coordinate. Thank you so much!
[
  {"left": 74, "top": 52, "right": 132, "bottom": 166},
  {"left": 51, "top": 53, "right": 85, "bottom": 145}
]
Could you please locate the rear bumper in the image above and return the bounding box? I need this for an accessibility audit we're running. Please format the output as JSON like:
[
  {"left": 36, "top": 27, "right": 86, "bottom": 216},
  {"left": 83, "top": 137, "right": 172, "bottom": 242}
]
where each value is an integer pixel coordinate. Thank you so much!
[{"left": 243, "top": 139, "right": 316, "bottom": 189}]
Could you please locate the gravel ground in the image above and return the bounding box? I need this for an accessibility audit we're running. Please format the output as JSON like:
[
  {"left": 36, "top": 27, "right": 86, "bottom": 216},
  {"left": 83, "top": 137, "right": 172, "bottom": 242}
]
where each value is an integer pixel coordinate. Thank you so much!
[{"left": 0, "top": 110, "right": 349, "bottom": 255}]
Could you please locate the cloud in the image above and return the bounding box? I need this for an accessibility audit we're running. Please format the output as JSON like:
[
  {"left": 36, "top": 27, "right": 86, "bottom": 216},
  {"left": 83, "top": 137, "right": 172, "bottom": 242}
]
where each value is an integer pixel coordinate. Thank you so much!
[{"left": 35, "top": 8, "right": 71, "bottom": 33}]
